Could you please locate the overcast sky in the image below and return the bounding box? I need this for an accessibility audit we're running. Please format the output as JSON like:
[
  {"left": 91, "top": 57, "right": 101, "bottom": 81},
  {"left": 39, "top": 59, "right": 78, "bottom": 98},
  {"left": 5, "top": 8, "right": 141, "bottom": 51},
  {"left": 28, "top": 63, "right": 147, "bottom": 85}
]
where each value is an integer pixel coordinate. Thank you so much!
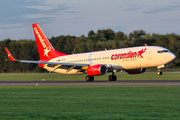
[{"left": 0, "top": 0, "right": 180, "bottom": 40}]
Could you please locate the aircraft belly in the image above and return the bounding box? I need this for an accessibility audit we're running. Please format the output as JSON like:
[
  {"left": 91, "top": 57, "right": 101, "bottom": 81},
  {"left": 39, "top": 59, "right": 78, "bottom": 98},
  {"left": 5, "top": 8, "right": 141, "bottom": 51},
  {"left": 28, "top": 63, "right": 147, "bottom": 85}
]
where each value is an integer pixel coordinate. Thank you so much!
[
  {"left": 112, "top": 58, "right": 149, "bottom": 69},
  {"left": 44, "top": 66, "right": 85, "bottom": 75},
  {"left": 113, "top": 60, "right": 138, "bottom": 69}
]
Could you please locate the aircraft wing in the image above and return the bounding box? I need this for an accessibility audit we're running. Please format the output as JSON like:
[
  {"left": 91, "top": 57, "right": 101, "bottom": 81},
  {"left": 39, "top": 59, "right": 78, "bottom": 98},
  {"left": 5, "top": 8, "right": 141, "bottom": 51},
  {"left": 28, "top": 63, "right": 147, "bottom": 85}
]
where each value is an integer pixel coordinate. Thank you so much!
[
  {"left": 19, "top": 60, "right": 89, "bottom": 66},
  {"left": 4, "top": 47, "right": 89, "bottom": 67}
]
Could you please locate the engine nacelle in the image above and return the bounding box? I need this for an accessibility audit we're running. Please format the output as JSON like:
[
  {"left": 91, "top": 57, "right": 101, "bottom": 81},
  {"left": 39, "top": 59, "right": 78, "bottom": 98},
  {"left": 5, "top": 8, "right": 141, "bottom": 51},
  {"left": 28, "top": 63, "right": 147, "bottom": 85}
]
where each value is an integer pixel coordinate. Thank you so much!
[
  {"left": 126, "top": 68, "right": 146, "bottom": 75},
  {"left": 87, "top": 64, "right": 107, "bottom": 76}
]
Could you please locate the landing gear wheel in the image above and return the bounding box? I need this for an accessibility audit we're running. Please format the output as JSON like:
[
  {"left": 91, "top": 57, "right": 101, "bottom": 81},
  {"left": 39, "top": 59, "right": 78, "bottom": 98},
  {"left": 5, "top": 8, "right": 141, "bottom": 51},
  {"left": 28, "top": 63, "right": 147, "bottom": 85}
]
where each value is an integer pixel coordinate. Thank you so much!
[
  {"left": 86, "top": 75, "right": 94, "bottom": 82},
  {"left": 113, "top": 75, "right": 117, "bottom": 81},
  {"left": 108, "top": 75, "right": 117, "bottom": 81},
  {"left": 108, "top": 75, "right": 113, "bottom": 81},
  {"left": 158, "top": 69, "right": 162, "bottom": 75}
]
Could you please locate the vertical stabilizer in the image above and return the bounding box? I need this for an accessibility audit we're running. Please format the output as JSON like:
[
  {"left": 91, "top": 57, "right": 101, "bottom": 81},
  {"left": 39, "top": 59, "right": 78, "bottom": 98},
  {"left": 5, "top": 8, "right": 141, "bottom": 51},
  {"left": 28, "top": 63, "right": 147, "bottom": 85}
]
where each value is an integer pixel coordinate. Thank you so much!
[{"left": 32, "top": 23, "right": 67, "bottom": 60}]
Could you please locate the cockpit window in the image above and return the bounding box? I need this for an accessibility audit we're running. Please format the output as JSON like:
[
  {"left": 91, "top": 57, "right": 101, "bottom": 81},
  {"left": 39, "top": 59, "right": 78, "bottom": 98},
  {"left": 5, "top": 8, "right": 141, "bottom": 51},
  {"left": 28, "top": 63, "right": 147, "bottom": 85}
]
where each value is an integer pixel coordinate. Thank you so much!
[
  {"left": 157, "top": 50, "right": 169, "bottom": 53},
  {"left": 163, "top": 50, "right": 168, "bottom": 52}
]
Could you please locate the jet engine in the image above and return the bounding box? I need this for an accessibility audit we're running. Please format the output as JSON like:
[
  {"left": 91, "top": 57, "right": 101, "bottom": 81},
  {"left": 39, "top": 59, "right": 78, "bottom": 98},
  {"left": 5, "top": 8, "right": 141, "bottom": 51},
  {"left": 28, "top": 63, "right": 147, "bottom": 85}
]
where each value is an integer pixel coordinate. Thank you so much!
[
  {"left": 87, "top": 64, "right": 107, "bottom": 76},
  {"left": 126, "top": 68, "right": 146, "bottom": 74}
]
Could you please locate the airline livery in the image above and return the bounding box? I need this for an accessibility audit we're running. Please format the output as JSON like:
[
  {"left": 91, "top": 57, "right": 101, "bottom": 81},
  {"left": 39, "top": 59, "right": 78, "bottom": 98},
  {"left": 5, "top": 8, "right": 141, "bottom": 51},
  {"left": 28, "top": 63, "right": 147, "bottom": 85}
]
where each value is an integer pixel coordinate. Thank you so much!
[{"left": 4, "top": 23, "right": 176, "bottom": 81}]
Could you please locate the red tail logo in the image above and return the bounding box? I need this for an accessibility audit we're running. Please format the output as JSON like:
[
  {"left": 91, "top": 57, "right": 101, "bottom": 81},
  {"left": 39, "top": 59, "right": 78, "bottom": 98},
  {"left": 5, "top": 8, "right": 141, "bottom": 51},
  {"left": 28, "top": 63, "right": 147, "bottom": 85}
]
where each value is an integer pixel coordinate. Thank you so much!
[
  {"left": 32, "top": 23, "right": 67, "bottom": 60},
  {"left": 33, "top": 26, "right": 51, "bottom": 57}
]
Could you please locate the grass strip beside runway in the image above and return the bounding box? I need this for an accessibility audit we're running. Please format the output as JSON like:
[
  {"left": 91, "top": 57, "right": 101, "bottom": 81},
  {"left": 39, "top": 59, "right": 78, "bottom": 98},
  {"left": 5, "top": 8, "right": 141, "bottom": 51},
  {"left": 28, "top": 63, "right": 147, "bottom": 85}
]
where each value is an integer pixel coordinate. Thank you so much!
[
  {"left": 0, "top": 86, "right": 180, "bottom": 120},
  {"left": 0, "top": 72, "right": 180, "bottom": 80}
]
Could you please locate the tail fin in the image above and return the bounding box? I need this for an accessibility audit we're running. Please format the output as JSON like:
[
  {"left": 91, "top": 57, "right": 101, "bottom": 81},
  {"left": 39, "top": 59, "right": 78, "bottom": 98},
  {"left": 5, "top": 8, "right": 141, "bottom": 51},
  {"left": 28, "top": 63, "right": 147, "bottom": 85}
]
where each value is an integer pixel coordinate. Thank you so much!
[{"left": 32, "top": 23, "right": 67, "bottom": 60}]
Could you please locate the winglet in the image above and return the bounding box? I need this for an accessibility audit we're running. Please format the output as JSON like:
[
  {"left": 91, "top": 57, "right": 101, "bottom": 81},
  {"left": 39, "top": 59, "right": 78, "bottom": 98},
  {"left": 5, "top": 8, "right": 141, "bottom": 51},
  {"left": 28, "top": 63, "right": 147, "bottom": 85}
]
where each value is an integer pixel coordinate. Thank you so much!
[{"left": 4, "top": 47, "right": 17, "bottom": 61}]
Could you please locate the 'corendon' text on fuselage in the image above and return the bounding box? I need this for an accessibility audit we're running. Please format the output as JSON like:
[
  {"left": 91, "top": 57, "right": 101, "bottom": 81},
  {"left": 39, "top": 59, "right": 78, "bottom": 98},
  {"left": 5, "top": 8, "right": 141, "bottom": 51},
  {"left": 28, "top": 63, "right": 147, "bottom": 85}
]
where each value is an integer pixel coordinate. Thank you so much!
[{"left": 111, "top": 48, "right": 147, "bottom": 60}]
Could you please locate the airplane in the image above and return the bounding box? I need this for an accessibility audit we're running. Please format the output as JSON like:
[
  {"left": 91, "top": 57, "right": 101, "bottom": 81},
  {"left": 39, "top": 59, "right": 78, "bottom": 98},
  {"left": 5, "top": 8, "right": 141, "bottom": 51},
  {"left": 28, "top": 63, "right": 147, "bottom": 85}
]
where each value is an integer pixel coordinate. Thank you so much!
[{"left": 4, "top": 23, "right": 176, "bottom": 81}]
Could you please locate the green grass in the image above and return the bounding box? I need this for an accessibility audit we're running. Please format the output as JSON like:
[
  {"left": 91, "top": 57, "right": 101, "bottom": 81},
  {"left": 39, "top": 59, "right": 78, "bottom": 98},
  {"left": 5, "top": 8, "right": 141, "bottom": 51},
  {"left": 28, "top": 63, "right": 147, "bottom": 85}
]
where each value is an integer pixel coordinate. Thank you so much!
[
  {"left": 0, "top": 86, "right": 180, "bottom": 120},
  {"left": 0, "top": 72, "right": 180, "bottom": 80}
]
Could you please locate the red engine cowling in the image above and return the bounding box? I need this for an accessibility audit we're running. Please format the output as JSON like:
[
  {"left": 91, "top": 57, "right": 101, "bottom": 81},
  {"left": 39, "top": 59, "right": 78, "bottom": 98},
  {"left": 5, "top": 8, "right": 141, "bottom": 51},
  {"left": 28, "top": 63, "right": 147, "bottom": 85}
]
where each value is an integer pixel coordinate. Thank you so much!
[
  {"left": 126, "top": 68, "right": 146, "bottom": 74},
  {"left": 87, "top": 64, "right": 107, "bottom": 76}
]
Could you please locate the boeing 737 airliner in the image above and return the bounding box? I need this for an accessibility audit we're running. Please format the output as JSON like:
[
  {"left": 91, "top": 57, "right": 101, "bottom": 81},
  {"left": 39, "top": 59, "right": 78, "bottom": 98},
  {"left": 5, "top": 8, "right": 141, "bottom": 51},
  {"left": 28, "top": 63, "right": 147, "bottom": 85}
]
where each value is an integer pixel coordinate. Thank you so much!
[{"left": 4, "top": 23, "right": 176, "bottom": 81}]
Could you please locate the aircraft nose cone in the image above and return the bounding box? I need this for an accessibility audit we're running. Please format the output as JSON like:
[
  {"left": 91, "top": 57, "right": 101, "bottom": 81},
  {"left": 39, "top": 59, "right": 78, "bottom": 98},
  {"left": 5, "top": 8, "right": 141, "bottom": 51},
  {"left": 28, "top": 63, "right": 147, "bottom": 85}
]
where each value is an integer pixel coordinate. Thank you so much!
[{"left": 170, "top": 53, "right": 176, "bottom": 61}]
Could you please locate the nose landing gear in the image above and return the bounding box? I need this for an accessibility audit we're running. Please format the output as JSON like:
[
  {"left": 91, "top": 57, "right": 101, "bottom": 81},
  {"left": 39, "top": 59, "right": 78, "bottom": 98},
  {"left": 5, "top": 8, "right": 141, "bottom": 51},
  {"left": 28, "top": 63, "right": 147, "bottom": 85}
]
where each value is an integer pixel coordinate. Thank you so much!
[
  {"left": 157, "top": 65, "right": 167, "bottom": 75},
  {"left": 158, "top": 69, "right": 162, "bottom": 75}
]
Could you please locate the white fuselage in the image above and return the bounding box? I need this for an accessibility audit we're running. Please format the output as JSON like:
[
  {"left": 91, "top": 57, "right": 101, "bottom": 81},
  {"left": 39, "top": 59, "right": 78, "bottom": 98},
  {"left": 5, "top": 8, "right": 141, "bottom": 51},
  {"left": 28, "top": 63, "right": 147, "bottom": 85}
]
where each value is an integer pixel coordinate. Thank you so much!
[{"left": 44, "top": 46, "right": 176, "bottom": 74}]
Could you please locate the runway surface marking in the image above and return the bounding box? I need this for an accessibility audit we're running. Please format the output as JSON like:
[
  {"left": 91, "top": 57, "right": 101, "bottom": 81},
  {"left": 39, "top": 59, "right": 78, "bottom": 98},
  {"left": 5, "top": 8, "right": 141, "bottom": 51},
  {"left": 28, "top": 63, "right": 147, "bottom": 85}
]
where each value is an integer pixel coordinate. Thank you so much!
[{"left": 0, "top": 80, "right": 180, "bottom": 86}]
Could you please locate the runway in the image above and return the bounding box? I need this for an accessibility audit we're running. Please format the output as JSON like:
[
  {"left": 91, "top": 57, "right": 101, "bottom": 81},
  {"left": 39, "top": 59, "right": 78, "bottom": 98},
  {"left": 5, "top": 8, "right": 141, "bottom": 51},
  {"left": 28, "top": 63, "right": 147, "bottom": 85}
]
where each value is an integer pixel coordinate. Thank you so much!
[{"left": 0, "top": 80, "right": 180, "bottom": 86}]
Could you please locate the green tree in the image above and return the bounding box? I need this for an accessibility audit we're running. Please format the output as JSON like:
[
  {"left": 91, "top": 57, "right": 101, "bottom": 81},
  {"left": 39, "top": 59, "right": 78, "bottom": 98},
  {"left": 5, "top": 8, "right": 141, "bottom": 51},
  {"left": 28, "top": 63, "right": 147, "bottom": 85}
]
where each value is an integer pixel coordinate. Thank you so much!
[
  {"left": 154, "top": 35, "right": 170, "bottom": 48},
  {"left": 88, "top": 30, "right": 95, "bottom": 37},
  {"left": 114, "top": 31, "right": 127, "bottom": 41},
  {"left": 129, "top": 30, "right": 146, "bottom": 40}
]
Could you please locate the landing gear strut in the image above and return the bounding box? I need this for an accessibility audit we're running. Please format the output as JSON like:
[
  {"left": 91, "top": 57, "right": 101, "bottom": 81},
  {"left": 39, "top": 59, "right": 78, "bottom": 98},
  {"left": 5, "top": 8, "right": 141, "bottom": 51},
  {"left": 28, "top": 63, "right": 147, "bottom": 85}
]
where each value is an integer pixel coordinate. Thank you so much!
[
  {"left": 86, "top": 75, "right": 94, "bottom": 82},
  {"left": 158, "top": 69, "right": 162, "bottom": 75},
  {"left": 108, "top": 72, "right": 117, "bottom": 81}
]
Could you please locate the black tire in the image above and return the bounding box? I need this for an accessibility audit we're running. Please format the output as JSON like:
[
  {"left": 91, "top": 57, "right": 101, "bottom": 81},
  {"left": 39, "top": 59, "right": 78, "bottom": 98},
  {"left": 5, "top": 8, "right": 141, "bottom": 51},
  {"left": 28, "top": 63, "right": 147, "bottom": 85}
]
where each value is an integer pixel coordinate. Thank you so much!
[
  {"left": 109, "top": 75, "right": 117, "bottom": 81},
  {"left": 90, "top": 76, "right": 94, "bottom": 81},
  {"left": 86, "top": 75, "right": 94, "bottom": 81},
  {"left": 158, "top": 71, "right": 162, "bottom": 75},
  {"left": 108, "top": 75, "right": 113, "bottom": 81},
  {"left": 112, "top": 75, "right": 117, "bottom": 81},
  {"left": 86, "top": 75, "right": 91, "bottom": 81}
]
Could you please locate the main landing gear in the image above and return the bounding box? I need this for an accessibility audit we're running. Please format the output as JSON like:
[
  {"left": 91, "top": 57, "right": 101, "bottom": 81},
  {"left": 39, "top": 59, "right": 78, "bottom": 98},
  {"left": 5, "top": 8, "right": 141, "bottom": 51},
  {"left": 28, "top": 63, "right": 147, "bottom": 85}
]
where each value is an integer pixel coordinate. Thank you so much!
[
  {"left": 108, "top": 72, "right": 117, "bottom": 81},
  {"left": 86, "top": 75, "right": 94, "bottom": 82},
  {"left": 85, "top": 72, "right": 117, "bottom": 82}
]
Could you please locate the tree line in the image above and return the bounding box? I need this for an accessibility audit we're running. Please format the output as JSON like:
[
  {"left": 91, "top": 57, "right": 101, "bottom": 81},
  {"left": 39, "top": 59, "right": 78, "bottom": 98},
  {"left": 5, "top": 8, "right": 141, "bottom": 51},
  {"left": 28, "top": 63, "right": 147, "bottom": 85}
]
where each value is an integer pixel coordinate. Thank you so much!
[{"left": 0, "top": 29, "right": 180, "bottom": 73}]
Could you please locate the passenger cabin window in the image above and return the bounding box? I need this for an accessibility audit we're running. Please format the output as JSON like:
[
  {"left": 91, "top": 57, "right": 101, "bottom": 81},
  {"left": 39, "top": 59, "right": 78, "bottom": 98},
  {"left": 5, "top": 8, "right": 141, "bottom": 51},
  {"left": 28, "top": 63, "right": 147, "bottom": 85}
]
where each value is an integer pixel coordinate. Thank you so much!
[{"left": 157, "top": 50, "right": 169, "bottom": 53}]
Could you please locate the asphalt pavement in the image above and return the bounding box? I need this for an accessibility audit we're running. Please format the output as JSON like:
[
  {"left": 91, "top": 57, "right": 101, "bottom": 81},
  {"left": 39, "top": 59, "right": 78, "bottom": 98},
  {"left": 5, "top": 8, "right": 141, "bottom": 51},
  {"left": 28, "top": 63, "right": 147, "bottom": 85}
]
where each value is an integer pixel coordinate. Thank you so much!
[{"left": 0, "top": 80, "right": 180, "bottom": 86}]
